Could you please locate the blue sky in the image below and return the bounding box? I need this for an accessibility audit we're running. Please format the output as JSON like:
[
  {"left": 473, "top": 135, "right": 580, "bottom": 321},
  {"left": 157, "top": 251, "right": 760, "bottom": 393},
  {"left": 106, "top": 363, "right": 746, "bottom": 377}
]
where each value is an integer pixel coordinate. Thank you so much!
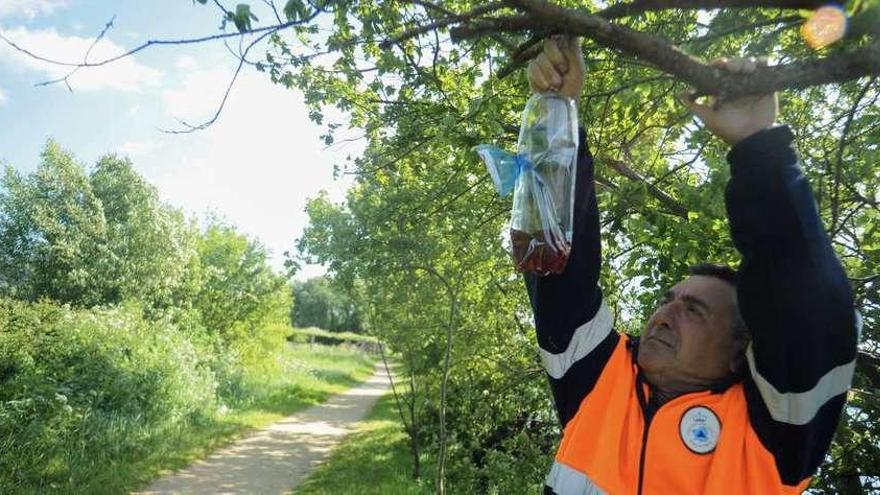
[{"left": 0, "top": 0, "right": 361, "bottom": 278}]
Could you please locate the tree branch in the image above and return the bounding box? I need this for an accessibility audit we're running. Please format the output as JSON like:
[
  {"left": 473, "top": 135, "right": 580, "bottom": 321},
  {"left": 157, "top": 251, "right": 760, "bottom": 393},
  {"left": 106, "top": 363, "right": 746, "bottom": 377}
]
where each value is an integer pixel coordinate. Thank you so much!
[
  {"left": 494, "top": 5, "right": 802, "bottom": 78},
  {"left": 160, "top": 24, "right": 281, "bottom": 134},
  {"left": 0, "top": 15, "right": 314, "bottom": 70},
  {"left": 496, "top": 35, "right": 543, "bottom": 78},
  {"left": 681, "top": 14, "right": 802, "bottom": 45},
  {"left": 34, "top": 15, "right": 117, "bottom": 91},
  {"left": 600, "top": 155, "right": 690, "bottom": 219},
  {"left": 831, "top": 76, "right": 878, "bottom": 231},
  {"left": 597, "top": 0, "right": 834, "bottom": 20},
  {"left": 379, "top": 2, "right": 508, "bottom": 49},
  {"left": 472, "top": 0, "right": 880, "bottom": 98}
]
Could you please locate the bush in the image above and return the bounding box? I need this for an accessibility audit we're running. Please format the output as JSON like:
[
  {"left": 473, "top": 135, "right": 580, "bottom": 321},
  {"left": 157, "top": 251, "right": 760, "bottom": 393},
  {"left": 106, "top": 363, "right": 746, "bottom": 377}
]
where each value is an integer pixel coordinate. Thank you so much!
[{"left": 0, "top": 299, "right": 217, "bottom": 493}]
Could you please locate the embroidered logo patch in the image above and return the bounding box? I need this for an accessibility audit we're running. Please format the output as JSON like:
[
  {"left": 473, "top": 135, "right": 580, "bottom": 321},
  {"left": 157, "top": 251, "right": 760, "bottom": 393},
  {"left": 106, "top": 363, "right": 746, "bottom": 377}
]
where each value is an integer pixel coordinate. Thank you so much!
[{"left": 679, "top": 406, "right": 721, "bottom": 454}]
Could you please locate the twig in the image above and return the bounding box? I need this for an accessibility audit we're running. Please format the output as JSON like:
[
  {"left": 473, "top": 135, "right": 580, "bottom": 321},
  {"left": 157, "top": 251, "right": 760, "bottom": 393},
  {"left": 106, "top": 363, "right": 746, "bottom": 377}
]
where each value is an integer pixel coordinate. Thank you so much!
[
  {"left": 682, "top": 14, "right": 802, "bottom": 45},
  {"left": 831, "top": 76, "right": 878, "bottom": 230},
  {"left": 160, "top": 26, "right": 278, "bottom": 134},
  {"left": 0, "top": 17, "right": 313, "bottom": 69},
  {"left": 601, "top": 155, "right": 690, "bottom": 219},
  {"left": 379, "top": 2, "right": 508, "bottom": 49},
  {"left": 261, "top": 0, "right": 283, "bottom": 24},
  {"left": 35, "top": 15, "right": 116, "bottom": 91}
]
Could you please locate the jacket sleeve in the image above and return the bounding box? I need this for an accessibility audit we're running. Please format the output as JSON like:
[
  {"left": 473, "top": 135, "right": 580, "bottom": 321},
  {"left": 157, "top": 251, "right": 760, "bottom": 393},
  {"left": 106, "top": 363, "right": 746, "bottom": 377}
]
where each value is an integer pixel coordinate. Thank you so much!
[
  {"left": 725, "top": 126, "right": 859, "bottom": 486},
  {"left": 524, "top": 127, "right": 619, "bottom": 428}
]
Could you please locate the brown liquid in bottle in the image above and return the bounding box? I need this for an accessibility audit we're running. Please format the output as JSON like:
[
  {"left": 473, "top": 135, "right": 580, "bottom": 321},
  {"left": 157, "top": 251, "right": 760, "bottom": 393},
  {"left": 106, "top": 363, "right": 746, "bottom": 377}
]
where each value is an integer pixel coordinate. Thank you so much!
[{"left": 510, "top": 228, "right": 570, "bottom": 275}]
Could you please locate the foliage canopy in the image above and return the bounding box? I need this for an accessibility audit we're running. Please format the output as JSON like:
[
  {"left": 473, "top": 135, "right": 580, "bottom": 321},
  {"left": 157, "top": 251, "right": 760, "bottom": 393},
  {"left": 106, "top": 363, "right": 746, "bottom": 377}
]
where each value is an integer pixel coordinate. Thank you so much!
[{"left": 203, "top": 0, "right": 880, "bottom": 492}]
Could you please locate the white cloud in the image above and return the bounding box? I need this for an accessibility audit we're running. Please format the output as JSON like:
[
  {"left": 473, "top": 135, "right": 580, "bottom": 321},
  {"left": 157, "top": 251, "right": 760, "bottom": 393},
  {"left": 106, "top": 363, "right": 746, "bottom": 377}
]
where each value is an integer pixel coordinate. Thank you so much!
[
  {"left": 175, "top": 55, "right": 197, "bottom": 70},
  {"left": 0, "top": 0, "right": 66, "bottom": 19},
  {"left": 0, "top": 87, "right": 6, "bottom": 105},
  {"left": 162, "top": 67, "right": 230, "bottom": 118},
  {"left": 118, "top": 140, "right": 156, "bottom": 157},
  {"left": 137, "top": 66, "right": 360, "bottom": 275},
  {"left": 0, "top": 27, "right": 162, "bottom": 92}
]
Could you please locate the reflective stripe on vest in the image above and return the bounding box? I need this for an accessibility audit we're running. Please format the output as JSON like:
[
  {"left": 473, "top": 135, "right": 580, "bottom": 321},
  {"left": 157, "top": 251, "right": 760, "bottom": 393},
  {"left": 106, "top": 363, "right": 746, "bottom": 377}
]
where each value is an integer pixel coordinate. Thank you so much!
[{"left": 545, "top": 461, "right": 608, "bottom": 495}]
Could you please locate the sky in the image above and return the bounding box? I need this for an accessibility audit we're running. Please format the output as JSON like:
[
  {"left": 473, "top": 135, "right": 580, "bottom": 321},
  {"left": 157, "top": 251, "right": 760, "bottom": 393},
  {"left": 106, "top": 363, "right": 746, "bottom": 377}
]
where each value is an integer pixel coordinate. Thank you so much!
[{"left": 0, "top": 0, "right": 362, "bottom": 279}]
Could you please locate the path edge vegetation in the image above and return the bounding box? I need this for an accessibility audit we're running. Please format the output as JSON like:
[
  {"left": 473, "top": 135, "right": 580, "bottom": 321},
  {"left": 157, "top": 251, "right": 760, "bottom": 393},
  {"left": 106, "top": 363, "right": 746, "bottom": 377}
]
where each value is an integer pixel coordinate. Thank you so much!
[{"left": 291, "top": 362, "right": 432, "bottom": 495}]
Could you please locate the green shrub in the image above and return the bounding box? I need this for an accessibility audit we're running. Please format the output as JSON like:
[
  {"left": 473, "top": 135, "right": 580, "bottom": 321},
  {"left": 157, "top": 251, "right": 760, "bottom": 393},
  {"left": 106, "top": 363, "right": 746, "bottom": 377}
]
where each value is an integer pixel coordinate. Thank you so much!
[{"left": 0, "top": 299, "right": 216, "bottom": 493}]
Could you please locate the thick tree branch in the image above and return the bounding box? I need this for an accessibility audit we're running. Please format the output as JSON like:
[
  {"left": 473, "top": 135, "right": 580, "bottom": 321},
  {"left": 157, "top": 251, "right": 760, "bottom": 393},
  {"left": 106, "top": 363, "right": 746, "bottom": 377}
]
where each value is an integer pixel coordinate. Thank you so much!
[
  {"left": 496, "top": 5, "right": 802, "bottom": 77},
  {"left": 597, "top": 0, "right": 835, "bottom": 20},
  {"left": 455, "top": 0, "right": 880, "bottom": 98}
]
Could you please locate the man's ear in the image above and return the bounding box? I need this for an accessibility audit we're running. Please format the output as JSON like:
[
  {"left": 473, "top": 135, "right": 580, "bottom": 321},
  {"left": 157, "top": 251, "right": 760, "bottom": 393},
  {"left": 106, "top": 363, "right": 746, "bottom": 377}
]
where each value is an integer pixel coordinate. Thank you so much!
[
  {"left": 729, "top": 341, "right": 749, "bottom": 375},
  {"left": 729, "top": 353, "right": 745, "bottom": 375}
]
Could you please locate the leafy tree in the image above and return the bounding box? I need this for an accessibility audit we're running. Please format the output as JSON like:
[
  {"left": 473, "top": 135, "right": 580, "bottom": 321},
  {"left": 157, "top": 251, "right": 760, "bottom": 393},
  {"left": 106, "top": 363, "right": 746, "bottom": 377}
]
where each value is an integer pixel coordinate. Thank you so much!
[
  {"left": 0, "top": 141, "right": 108, "bottom": 306},
  {"left": 279, "top": 2, "right": 880, "bottom": 493},
  {"left": 291, "top": 276, "right": 362, "bottom": 332},
  {"left": 0, "top": 142, "right": 197, "bottom": 309},
  {"left": 298, "top": 151, "right": 554, "bottom": 493},
  {"left": 193, "top": 221, "right": 291, "bottom": 342},
  {"left": 89, "top": 154, "right": 196, "bottom": 308}
]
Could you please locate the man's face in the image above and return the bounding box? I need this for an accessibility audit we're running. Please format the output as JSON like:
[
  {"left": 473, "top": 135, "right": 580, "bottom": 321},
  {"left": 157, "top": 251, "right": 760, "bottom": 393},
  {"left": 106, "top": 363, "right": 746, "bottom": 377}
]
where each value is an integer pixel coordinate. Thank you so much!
[{"left": 637, "top": 275, "right": 742, "bottom": 390}]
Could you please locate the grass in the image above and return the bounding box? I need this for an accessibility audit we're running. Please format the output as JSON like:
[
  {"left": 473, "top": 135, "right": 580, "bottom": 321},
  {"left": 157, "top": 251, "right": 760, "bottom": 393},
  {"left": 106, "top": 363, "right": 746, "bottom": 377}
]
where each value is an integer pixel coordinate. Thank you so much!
[
  {"left": 291, "top": 390, "right": 431, "bottom": 495},
  {"left": 102, "top": 343, "right": 377, "bottom": 495}
]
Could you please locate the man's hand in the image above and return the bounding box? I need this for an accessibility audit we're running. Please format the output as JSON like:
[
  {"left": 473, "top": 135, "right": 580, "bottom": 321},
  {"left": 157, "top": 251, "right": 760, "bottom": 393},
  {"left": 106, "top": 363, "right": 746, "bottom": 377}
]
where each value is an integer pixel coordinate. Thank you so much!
[
  {"left": 528, "top": 36, "right": 585, "bottom": 102},
  {"left": 682, "top": 58, "right": 778, "bottom": 146}
]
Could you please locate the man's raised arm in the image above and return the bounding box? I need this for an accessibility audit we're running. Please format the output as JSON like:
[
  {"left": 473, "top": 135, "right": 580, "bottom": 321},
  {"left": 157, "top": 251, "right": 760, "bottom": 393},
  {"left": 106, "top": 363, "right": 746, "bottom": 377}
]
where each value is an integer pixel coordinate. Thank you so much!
[
  {"left": 728, "top": 127, "right": 857, "bottom": 485},
  {"left": 687, "top": 58, "right": 859, "bottom": 486},
  {"left": 524, "top": 37, "right": 618, "bottom": 427}
]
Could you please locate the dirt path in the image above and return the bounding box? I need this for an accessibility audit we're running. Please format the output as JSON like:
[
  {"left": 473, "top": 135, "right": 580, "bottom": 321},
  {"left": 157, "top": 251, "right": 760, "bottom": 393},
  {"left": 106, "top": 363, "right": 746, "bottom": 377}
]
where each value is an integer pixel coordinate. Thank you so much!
[{"left": 134, "top": 363, "right": 390, "bottom": 495}]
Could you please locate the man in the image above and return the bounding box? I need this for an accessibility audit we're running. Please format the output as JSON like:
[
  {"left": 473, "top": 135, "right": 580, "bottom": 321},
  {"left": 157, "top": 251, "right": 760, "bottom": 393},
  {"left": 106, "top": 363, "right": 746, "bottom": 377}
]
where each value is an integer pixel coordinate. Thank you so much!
[{"left": 525, "top": 37, "right": 859, "bottom": 494}]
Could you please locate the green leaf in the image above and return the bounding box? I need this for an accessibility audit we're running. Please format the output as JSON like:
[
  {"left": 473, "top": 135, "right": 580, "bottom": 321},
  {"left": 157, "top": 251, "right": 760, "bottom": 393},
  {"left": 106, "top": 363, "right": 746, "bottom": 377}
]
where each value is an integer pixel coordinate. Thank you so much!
[
  {"left": 233, "top": 3, "right": 257, "bottom": 32},
  {"left": 283, "top": 0, "right": 309, "bottom": 21}
]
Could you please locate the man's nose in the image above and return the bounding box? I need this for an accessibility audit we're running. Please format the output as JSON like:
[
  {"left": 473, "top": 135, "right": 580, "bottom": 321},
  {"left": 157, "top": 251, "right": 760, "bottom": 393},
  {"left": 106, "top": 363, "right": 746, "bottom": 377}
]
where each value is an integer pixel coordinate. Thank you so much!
[{"left": 654, "top": 300, "right": 681, "bottom": 326}]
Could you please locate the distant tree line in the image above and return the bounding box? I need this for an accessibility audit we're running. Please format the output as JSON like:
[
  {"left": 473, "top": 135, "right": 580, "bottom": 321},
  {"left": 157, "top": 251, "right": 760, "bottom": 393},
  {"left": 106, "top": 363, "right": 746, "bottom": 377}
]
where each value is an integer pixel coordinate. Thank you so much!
[
  {"left": 290, "top": 277, "right": 362, "bottom": 333},
  {"left": 0, "top": 140, "right": 291, "bottom": 336}
]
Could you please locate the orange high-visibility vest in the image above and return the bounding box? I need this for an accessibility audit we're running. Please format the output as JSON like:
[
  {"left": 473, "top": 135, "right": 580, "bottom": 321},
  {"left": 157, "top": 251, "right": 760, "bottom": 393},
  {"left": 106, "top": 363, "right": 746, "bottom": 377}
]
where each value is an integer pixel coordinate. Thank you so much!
[{"left": 547, "top": 335, "right": 810, "bottom": 495}]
